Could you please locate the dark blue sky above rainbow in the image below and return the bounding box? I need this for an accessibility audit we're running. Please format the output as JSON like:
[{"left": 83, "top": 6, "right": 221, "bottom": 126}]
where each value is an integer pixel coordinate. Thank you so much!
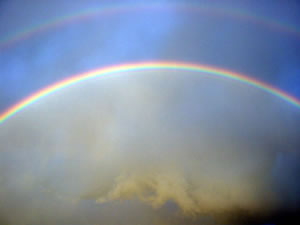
[
  {"left": 0, "top": 0, "right": 300, "bottom": 113},
  {"left": 1, "top": 1, "right": 300, "bottom": 224}
]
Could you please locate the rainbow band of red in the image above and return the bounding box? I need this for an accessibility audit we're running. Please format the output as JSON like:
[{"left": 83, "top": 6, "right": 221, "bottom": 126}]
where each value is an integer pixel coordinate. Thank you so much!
[
  {"left": 1, "top": 3, "right": 300, "bottom": 51},
  {"left": 0, "top": 61, "right": 299, "bottom": 125}
]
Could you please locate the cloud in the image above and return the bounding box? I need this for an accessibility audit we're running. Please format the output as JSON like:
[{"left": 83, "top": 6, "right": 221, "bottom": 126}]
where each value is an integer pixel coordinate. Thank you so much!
[
  {"left": 0, "top": 70, "right": 298, "bottom": 222},
  {"left": 0, "top": 1, "right": 300, "bottom": 224},
  {"left": 96, "top": 170, "right": 197, "bottom": 213},
  {"left": 1, "top": 69, "right": 299, "bottom": 224}
]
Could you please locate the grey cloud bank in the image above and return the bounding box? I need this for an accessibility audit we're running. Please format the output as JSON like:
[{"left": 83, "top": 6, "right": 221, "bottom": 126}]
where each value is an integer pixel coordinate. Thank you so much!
[
  {"left": 1, "top": 0, "right": 300, "bottom": 224},
  {"left": 0, "top": 70, "right": 300, "bottom": 224}
]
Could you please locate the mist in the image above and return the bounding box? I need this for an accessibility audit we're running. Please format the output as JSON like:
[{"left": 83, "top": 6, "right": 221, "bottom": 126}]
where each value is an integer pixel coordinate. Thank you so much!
[
  {"left": 1, "top": 70, "right": 300, "bottom": 224},
  {"left": 1, "top": 0, "right": 300, "bottom": 224}
]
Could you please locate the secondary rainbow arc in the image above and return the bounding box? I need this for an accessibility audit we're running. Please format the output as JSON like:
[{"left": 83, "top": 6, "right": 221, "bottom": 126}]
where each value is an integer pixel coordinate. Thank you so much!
[
  {"left": 1, "top": 3, "right": 300, "bottom": 51},
  {"left": 0, "top": 61, "right": 300, "bottom": 125}
]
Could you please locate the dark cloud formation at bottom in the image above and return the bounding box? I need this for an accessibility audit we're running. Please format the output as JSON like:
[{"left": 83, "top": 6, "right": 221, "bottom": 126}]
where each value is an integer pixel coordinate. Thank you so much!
[{"left": 0, "top": 70, "right": 300, "bottom": 224}]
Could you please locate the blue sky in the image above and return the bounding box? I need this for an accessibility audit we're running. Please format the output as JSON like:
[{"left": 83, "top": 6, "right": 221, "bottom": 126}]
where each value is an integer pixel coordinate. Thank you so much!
[
  {"left": 0, "top": 0, "right": 300, "bottom": 109},
  {"left": 0, "top": 0, "right": 300, "bottom": 224}
]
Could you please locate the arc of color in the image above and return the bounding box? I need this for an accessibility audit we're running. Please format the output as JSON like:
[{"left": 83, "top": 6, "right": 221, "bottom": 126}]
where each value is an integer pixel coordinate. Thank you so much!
[
  {"left": 1, "top": 3, "right": 300, "bottom": 51},
  {"left": 0, "top": 61, "right": 300, "bottom": 125}
]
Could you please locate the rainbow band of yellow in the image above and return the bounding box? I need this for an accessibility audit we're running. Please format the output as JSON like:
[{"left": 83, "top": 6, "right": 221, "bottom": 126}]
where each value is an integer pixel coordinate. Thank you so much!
[
  {"left": 1, "top": 3, "right": 300, "bottom": 51},
  {"left": 0, "top": 61, "right": 300, "bottom": 125}
]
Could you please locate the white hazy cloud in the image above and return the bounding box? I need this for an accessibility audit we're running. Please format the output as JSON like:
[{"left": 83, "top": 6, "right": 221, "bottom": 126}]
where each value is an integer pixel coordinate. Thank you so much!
[{"left": 1, "top": 70, "right": 300, "bottom": 224}]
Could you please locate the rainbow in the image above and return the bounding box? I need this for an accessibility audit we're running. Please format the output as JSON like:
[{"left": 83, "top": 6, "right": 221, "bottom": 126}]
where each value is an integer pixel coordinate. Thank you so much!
[
  {"left": 1, "top": 2, "right": 300, "bottom": 51},
  {"left": 0, "top": 61, "right": 300, "bottom": 125}
]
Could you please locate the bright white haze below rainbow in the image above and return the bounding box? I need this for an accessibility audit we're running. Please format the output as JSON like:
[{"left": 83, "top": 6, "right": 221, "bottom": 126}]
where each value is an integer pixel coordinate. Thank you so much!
[{"left": 0, "top": 0, "right": 300, "bottom": 224}]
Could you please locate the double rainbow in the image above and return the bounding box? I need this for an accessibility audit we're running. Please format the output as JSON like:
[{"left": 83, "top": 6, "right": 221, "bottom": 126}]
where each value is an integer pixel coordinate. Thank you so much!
[{"left": 0, "top": 61, "right": 299, "bottom": 125}]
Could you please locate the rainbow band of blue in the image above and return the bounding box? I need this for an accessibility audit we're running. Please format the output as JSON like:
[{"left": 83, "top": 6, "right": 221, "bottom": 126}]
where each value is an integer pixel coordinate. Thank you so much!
[
  {"left": 0, "top": 61, "right": 299, "bottom": 125},
  {"left": 1, "top": 3, "right": 300, "bottom": 51}
]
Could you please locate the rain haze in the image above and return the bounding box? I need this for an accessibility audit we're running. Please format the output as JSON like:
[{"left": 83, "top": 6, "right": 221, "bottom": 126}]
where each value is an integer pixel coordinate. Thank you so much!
[{"left": 0, "top": 0, "right": 300, "bottom": 224}]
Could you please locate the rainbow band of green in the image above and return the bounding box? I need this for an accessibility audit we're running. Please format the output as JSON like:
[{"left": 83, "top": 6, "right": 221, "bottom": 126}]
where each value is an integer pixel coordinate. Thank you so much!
[
  {"left": 1, "top": 3, "right": 300, "bottom": 50},
  {"left": 0, "top": 61, "right": 299, "bottom": 125}
]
